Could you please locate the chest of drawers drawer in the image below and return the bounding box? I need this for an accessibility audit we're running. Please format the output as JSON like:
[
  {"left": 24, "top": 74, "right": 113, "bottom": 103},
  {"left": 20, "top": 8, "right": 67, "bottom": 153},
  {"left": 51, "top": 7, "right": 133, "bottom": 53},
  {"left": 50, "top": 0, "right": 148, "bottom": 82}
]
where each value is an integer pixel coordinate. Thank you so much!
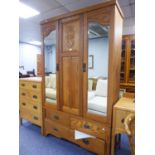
[
  {"left": 76, "top": 138, "right": 105, "bottom": 155},
  {"left": 29, "top": 82, "right": 41, "bottom": 91},
  {"left": 45, "top": 119, "right": 73, "bottom": 140},
  {"left": 20, "top": 108, "right": 41, "bottom": 126},
  {"left": 71, "top": 117, "right": 106, "bottom": 140},
  {"left": 29, "top": 91, "right": 41, "bottom": 102},
  {"left": 45, "top": 109, "right": 70, "bottom": 127},
  {"left": 19, "top": 81, "right": 29, "bottom": 89},
  {"left": 20, "top": 89, "right": 29, "bottom": 99}
]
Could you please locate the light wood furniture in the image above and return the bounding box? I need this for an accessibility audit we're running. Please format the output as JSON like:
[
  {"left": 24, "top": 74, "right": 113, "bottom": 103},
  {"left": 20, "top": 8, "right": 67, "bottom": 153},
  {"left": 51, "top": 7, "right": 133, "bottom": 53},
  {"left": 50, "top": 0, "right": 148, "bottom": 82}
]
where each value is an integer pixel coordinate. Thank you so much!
[
  {"left": 120, "top": 35, "right": 135, "bottom": 92},
  {"left": 41, "top": 1, "right": 123, "bottom": 155},
  {"left": 124, "top": 113, "right": 135, "bottom": 155},
  {"left": 37, "top": 54, "right": 42, "bottom": 76},
  {"left": 19, "top": 77, "right": 42, "bottom": 126},
  {"left": 111, "top": 97, "right": 135, "bottom": 155}
]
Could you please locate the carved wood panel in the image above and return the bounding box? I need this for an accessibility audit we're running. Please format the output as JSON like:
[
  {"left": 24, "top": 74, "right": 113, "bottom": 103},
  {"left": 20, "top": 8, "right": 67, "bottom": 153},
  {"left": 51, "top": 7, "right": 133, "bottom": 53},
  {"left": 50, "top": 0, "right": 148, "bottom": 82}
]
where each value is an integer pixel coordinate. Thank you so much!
[{"left": 62, "top": 17, "right": 81, "bottom": 53}]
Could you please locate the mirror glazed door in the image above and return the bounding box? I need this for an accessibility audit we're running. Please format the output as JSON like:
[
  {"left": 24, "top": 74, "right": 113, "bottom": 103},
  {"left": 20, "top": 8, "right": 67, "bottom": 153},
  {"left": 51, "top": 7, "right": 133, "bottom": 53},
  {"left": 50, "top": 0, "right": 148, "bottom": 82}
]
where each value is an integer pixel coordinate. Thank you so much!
[
  {"left": 44, "top": 29, "right": 57, "bottom": 106},
  {"left": 87, "top": 22, "right": 109, "bottom": 117}
]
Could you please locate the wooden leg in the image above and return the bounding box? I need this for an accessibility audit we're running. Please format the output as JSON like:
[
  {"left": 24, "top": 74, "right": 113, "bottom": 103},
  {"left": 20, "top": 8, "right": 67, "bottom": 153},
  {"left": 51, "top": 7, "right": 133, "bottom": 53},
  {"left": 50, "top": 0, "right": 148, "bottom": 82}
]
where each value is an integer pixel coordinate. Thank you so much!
[{"left": 111, "top": 134, "right": 115, "bottom": 155}]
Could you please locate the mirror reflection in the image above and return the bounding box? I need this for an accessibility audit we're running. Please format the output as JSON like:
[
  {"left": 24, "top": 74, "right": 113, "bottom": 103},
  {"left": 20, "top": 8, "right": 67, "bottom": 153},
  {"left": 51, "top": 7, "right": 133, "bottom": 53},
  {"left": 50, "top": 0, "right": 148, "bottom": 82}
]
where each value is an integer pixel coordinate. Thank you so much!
[
  {"left": 87, "top": 22, "right": 109, "bottom": 116},
  {"left": 44, "top": 30, "right": 57, "bottom": 104}
]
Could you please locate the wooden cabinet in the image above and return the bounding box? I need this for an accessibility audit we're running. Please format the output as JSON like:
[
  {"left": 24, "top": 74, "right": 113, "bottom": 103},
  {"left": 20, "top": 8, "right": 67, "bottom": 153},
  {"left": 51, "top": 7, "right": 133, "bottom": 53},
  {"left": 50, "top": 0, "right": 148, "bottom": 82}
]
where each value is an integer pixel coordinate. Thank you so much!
[
  {"left": 111, "top": 97, "right": 135, "bottom": 155},
  {"left": 120, "top": 35, "right": 135, "bottom": 92},
  {"left": 19, "top": 77, "right": 42, "bottom": 127},
  {"left": 41, "top": 1, "right": 123, "bottom": 155}
]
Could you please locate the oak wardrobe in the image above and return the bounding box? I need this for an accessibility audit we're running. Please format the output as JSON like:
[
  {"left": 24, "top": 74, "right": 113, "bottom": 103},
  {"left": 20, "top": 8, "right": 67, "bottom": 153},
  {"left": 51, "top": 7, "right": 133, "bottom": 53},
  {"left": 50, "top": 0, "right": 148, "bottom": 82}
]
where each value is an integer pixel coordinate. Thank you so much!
[{"left": 41, "top": 0, "right": 123, "bottom": 155}]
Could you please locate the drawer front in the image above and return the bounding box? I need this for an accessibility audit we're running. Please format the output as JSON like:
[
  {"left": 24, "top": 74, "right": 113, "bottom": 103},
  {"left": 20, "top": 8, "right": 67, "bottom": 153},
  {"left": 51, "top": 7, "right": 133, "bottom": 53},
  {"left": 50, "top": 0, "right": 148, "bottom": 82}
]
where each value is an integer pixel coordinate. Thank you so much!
[
  {"left": 19, "top": 81, "right": 29, "bottom": 89},
  {"left": 45, "top": 119, "right": 73, "bottom": 140},
  {"left": 29, "top": 82, "right": 41, "bottom": 91},
  {"left": 30, "top": 103, "right": 42, "bottom": 114},
  {"left": 115, "top": 109, "right": 133, "bottom": 131},
  {"left": 29, "top": 91, "right": 41, "bottom": 102},
  {"left": 20, "top": 109, "right": 41, "bottom": 126},
  {"left": 77, "top": 138, "right": 105, "bottom": 155},
  {"left": 20, "top": 98, "right": 30, "bottom": 110},
  {"left": 71, "top": 118, "right": 105, "bottom": 140},
  {"left": 46, "top": 110, "right": 70, "bottom": 127},
  {"left": 31, "top": 114, "right": 42, "bottom": 126},
  {"left": 20, "top": 89, "right": 29, "bottom": 99}
]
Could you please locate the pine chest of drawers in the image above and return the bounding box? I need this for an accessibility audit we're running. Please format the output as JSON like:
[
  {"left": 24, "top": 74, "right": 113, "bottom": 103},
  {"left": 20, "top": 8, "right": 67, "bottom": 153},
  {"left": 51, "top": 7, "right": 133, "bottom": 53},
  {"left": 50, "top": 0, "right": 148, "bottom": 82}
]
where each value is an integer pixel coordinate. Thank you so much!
[{"left": 19, "top": 77, "right": 42, "bottom": 126}]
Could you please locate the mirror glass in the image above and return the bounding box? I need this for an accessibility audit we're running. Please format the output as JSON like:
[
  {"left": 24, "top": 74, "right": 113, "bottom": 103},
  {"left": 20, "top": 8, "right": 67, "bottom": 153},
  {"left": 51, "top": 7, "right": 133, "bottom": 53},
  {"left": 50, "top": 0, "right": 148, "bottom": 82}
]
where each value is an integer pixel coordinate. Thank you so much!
[
  {"left": 87, "top": 22, "right": 109, "bottom": 116},
  {"left": 44, "top": 30, "right": 57, "bottom": 104}
]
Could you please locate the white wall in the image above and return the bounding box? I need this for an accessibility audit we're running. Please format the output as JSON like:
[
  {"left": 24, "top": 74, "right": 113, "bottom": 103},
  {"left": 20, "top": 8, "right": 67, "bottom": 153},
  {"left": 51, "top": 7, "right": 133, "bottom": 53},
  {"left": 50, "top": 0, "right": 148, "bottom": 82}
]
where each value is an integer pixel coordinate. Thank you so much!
[
  {"left": 88, "top": 37, "right": 109, "bottom": 78},
  {"left": 123, "top": 17, "right": 135, "bottom": 35},
  {"left": 19, "top": 43, "right": 41, "bottom": 74}
]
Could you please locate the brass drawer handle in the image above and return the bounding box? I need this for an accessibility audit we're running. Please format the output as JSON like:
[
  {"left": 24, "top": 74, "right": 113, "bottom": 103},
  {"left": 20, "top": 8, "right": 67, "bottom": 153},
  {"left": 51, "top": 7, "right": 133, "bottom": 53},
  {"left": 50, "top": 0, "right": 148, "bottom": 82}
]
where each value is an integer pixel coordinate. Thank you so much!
[
  {"left": 33, "top": 95, "right": 38, "bottom": 99},
  {"left": 22, "top": 93, "right": 26, "bottom": 96},
  {"left": 53, "top": 128, "right": 58, "bottom": 132},
  {"left": 53, "top": 115, "right": 59, "bottom": 120},
  {"left": 83, "top": 124, "right": 90, "bottom": 129},
  {"left": 33, "top": 105, "right": 38, "bottom": 110},
  {"left": 82, "top": 139, "right": 89, "bottom": 145},
  {"left": 21, "top": 84, "right": 25, "bottom": 87},
  {"left": 32, "top": 85, "right": 37, "bottom": 88},
  {"left": 33, "top": 116, "right": 38, "bottom": 120},
  {"left": 121, "top": 118, "right": 125, "bottom": 123},
  {"left": 22, "top": 102, "right": 26, "bottom": 106}
]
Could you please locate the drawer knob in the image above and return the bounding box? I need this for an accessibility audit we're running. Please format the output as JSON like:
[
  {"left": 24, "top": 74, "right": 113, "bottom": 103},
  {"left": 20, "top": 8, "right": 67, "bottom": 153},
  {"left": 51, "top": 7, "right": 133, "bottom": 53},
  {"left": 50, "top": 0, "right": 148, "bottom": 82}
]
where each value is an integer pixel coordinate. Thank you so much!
[
  {"left": 33, "top": 95, "right": 38, "bottom": 99},
  {"left": 53, "top": 115, "right": 59, "bottom": 120},
  {"left": 22, "top": 102, "right": 26, "bottom": 106},
  {"left": 32, "top": 85, "right": 37, "bottom": 88},
  {"left": 82, "top": 139, "right": 89, "bottom": 145},
  {"left": 83, "top": 124, "right": 90, "bottom": 129},
  {"left": 33, "top": 105, "right": 38, "bottom": 110},
  {"left": 22, "top": 93, "right": 26, "bottom": 96},
  {"left": 121, "top": 118, "right": 125, "bottom": 123},
  {"left": 22, "top": 84, "right": 25, "bottom": 87},
  {"left": 53, "top": 128, "right": 58, "bottom": 132},
  {"left": 33, "top": 116, "right": 38, "bottom": 120}
]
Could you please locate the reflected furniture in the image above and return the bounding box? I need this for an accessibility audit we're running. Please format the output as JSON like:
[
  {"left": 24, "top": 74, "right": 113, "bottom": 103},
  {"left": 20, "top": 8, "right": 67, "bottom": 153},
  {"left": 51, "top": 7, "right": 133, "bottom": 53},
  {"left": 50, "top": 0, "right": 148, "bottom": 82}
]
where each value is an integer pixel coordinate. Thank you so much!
[
  {"left": 41, "top": 1, "right": 123, "bottom": 155},
  {"left": 19, "top": 77, "right": 42, "bottom": 127},
  {"left": 120, "top": 35, "right": 135, "bottom": 92},
  {"left": 111, "top": 97, "right": 135, "bottom": 155}
]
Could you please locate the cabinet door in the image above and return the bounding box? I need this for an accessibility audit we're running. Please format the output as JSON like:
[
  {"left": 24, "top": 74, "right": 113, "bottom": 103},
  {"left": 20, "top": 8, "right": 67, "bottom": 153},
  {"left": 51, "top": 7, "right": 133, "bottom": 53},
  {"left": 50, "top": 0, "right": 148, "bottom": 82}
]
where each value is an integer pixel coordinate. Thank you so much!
[
  {"left": 120, "top": 39, "right": 127, "bottom": 83},
  {"left": 128, "top": 37, "right": 135, "bottom": 83},
  {"left": 59, "top": 15, "right": 83, "bottom": 116},
  {"left": 42, "top": 22, "right": 58, "bottom": 110}
]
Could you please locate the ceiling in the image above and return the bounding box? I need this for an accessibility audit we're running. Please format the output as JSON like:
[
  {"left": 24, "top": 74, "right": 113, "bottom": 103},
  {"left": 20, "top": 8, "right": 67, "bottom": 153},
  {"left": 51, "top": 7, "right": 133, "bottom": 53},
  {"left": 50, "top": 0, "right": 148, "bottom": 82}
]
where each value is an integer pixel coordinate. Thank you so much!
[{"left": 19, "top": 0, "right": 135, "bottom": 46}]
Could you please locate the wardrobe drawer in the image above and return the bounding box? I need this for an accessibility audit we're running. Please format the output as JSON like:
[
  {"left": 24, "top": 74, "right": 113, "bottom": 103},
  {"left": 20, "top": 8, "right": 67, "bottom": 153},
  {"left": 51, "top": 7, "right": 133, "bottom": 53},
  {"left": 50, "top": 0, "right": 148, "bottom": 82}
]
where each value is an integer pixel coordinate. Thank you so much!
[
  {"left": 19, "top": 81, "right": 29, "bottom": 89},
  {"left": 29, "top": 91, "right": 41, "bottom": 102},
  {"left": 45, "top": 119, "right": 73, "bottom": 140},
  {"left": 20, "top": 109, "right": 41, "bottom": 126},
  {"left": 71, "top": 118, "right": 106, "bottom": 140},
  {"left": 115, "top": 109, "right": 133, "bottom": 131},
  {"left": 76, "top": 138, "right": 105, "bottom": 155},
  {"left": 29, "top": 82, "right": 41, "bottom": 91},
  {"left": 45, "top": 110, "right": 70, "bottom": 127},
  {"left": 20, "top": 89, "right": 29, "bottom": 99}
]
